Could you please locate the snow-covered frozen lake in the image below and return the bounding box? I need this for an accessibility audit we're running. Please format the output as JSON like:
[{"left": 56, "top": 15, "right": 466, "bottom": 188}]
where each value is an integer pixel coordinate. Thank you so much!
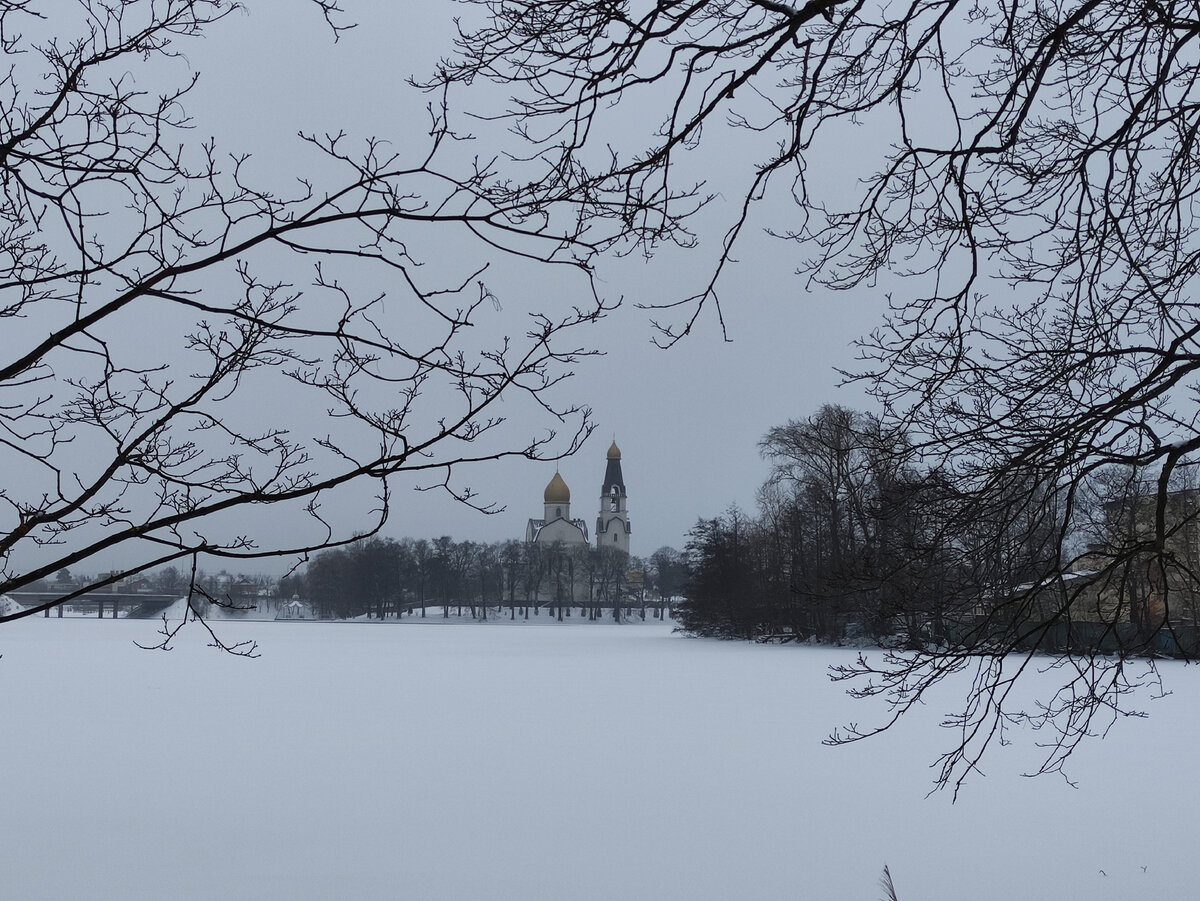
[{"left": 1, "top": 617, "right": 1194, "bottom": 900}]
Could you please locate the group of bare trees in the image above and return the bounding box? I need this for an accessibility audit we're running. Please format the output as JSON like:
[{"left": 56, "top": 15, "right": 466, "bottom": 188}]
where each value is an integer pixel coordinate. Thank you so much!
[
  {"left": 300, "top": 535, "right": 669, "bottom": 621},
  {"left": 679, "top": 404, "right": 1072, "bottom": 640},
  {"left": 679, "top": 406, "right": 935, "bottom": 641},
  {"left": 683, "top": 404, "right": 1200, "bottom": 646}
]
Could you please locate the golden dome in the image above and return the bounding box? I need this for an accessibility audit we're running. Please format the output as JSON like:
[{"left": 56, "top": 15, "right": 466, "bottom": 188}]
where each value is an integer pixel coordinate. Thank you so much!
[
  {"left": 544, "top": 471, "right": 570, "bottom": 504},
  {"left": 607, "top": 440, "right": 621, "bottom": 459}
]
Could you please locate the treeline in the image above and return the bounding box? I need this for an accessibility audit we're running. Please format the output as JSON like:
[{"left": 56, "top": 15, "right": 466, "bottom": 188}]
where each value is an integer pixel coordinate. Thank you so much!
[
  {"left": 291, "top": 537, "right": 689, "bottom": 621},
  {"left": 677, "top": 405, "right": 1062, "bottom": 644}
]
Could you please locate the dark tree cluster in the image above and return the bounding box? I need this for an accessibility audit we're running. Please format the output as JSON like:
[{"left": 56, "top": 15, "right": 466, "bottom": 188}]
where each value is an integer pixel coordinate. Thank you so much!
[
  {"left": 299, "top": 535, "right": 675, "bottom": 623},
  {"left": 677, "top": 405, "right": 981, "bottom": 644},
  {"left": 676, "top": 404, "right": 1184, "bottom": 654}
]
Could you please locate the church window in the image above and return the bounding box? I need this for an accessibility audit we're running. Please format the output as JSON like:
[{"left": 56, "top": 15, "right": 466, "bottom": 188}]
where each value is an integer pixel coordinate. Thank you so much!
[{"left": 556, "top": 507, "right": 562, "bottom": 519}]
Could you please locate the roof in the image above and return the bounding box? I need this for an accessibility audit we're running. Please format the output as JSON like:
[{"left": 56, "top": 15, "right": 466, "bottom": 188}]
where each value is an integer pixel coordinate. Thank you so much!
[
  {"left": 544, "top": 471, "right": 570, "bottom": 504},
  {"left": 602, "top": 451, "right": 625, "bottom": 495},
  {"left": 526, "top": 517, "right": 589, "bottom": 544}
]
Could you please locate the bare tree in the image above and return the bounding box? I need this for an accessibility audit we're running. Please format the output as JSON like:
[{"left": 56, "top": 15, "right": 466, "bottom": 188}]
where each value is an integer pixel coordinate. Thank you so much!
[
  {"left": 0, "top": 1, "right": 611, "bottom": 629},
  {"left": 648, "top": 545, "right": 686, "bottom": 615},
  {"left": 432, "top": 0, "right": 1200, "bottom": 787},
  {"left": 498, "top": 538, "right": 524, "bottom": 619}
]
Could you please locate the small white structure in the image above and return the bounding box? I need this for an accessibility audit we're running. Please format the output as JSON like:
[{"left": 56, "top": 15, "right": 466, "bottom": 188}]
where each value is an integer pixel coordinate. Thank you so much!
[{"left": 275, "top": 597, "right": 312, "bottom": 620}]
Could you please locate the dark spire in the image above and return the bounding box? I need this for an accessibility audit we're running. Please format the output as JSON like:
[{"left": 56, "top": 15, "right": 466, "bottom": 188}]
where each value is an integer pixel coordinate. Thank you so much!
[{"left": 602, "top": 440, "right": 625, "bottom": 496}]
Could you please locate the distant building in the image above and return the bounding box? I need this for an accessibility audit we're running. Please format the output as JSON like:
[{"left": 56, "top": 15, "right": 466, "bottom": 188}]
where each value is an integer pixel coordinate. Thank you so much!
[
  {"left": 595, "top": 440, "right": 631, "bottom": 553},
  {"left": 525, "top": 440, "right": 632, "bottom": 554},
  {"left": 991, "top": 486, "right": 1200, "bottom": 655},
  {"left": 1096, "top": 487, "right": 1200, "bottom": 629},
  {"left": 525, "top": 470, "right": 589, "bottom": 546}
]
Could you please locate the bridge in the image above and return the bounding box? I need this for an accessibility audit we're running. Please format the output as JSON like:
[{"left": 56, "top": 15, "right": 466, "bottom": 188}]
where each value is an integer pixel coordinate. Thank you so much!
[{"left": 10, "top": 591, "right": 181, "bottom": 619}]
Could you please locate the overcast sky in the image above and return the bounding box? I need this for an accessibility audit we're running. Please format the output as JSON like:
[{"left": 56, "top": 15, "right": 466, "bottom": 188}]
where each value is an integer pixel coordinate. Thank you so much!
[{"left": 50, "top": 2, "right": 887, "bottom": 572}]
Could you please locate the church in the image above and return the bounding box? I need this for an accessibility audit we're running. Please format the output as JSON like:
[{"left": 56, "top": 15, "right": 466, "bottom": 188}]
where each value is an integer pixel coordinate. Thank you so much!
[{"left": 525, "top": 440, "right": 631, "bottom": 553}]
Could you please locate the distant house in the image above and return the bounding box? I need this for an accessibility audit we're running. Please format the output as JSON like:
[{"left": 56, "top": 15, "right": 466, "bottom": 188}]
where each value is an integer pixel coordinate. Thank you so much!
[
  {"left": 993, "top": 488, "right": 1200, "bottom": 654},
  {"left": 91, "top": 573, "right": 153, "bottom": 593}
]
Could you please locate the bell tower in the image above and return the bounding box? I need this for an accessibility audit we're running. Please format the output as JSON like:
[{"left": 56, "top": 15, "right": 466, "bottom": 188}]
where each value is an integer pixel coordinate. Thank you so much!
[{"left": 595, "top": 440, "right": 630, "bottom": 554}]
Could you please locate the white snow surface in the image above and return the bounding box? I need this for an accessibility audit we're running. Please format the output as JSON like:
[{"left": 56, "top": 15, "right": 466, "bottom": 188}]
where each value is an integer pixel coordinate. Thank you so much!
[{"left": 0, "top": 618, "right": 1192, "bottom": 900}]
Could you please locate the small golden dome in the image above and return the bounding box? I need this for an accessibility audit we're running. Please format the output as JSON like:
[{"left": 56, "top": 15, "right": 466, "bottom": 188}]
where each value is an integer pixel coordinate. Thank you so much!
[
  {"left": 607, "top": 440, "right": 621, "bottom": 459},
  {"left": 544, "top": 471, "right": 570, "bottom": 504}
]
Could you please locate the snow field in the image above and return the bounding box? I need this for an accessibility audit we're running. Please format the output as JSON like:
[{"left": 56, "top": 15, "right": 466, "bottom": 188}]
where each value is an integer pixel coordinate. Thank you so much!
[{"left": 0, "top": 618, "right": 1194, "bottom": 900}]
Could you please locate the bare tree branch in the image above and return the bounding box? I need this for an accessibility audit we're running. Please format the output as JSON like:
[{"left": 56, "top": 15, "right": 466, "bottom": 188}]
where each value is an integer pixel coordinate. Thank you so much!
[{"left": 0, "top": 1, "right": 614, "bottom": 626}]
